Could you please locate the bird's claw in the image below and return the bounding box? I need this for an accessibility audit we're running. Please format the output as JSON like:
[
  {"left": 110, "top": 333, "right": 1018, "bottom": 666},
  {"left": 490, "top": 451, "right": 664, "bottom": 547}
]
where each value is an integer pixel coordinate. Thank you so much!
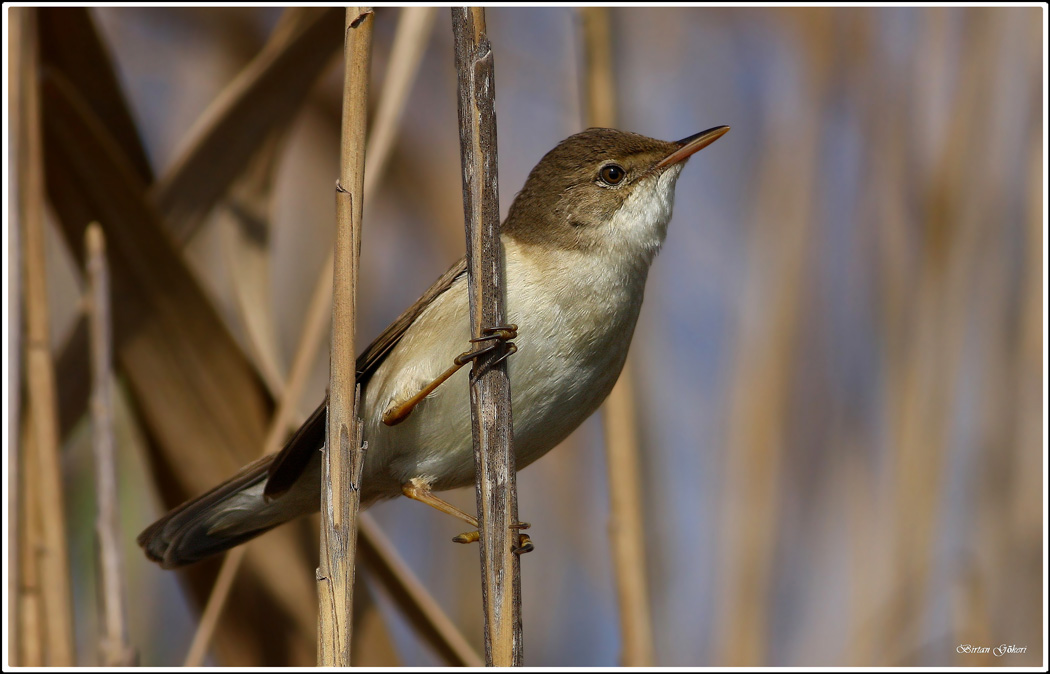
[
  {"left": 454, "top": 324, "right": 518, "bottom": 372},
  {"left": 452, "top": 530, "right": 480, "bottom": 545},
  {"left": 514, "top": 534, "right": 534, "bottom": 555},
  {"left": 470, "top": 324, "right": 518, "bottom": 343}
]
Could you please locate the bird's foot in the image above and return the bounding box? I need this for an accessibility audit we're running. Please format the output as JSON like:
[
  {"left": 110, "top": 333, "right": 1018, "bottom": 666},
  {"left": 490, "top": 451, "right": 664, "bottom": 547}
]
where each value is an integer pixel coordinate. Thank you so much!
[
  {"left": 456, "top": 324, "right": 518, "bottom": 374},
  {"left": 453, "top": 522, "right": 534, "bottom": 555}
]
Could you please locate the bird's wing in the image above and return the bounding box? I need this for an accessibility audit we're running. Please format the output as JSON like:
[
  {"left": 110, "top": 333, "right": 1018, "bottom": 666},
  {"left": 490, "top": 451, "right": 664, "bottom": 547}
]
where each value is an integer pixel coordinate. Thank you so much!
[{"left": 263, "top": 257, "right": 468, "bottom": 498}]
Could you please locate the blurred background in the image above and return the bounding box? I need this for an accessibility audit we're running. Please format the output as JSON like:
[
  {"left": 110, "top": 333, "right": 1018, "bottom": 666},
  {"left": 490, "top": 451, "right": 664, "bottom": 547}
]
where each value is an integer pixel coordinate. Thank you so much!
[{"left": 5, "top": 4, "right": 1044, "bottom": 668}]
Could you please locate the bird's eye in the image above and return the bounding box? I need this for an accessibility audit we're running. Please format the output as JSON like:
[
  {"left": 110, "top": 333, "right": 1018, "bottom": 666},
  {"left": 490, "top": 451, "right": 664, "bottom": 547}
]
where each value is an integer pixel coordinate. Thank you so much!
[{"left": 598, "top": 164, "right": 626, "bottom": 186}]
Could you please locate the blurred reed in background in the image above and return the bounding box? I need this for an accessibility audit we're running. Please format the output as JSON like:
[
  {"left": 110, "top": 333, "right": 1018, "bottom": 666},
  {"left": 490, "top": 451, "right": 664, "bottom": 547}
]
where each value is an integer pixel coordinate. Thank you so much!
[{"left": 5, "top": 5, "right": 1044, "bottom": 667}]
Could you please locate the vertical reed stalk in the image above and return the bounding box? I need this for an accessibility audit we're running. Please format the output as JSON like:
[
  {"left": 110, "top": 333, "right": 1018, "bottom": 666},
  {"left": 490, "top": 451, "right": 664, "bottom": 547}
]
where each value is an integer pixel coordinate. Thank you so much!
[
  {"left": 85, "top": 223, "right": 136, "bottom": 666},
  {"left": 17, "top": 6, "right": 76, "bottom": 665},
  {"left": 318, "top": 7, "right": 372, "bottom": 666},
  {"left": 580, "top": 8, "right": 617, "bottom": 130},
  {"left": 16, "top": 424, "right": 44, "bottom": 667},
  {"left": 8, "top": 7, "right": 25, "bottom": 663},
  {"left": 451, "top": 7, "right": 523, "bottom": 666},
  {"left": 275, "top": 4, "right": 436, "bottom": 437},
  {"left": 579, "top": 7, "right": 655, "bottom": 666}
]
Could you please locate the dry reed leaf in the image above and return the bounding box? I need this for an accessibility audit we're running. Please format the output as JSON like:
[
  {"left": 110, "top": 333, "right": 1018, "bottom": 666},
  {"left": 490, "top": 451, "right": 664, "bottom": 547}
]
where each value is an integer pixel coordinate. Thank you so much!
[
  {"left": 362, "top": 7, "right": 436, "bottom": 200},
  {"left": 37, "top": 8, "right": 153, "bottom": 182},
  {"left": 40, "top": 71, "right": 320, "bottom": 666},
  {"left": 36, "top": 7, "right": 150, "bottom": 438},
  {"left": 49, "top": 7, "right": 341, "bottom": 437},
  {"left": 218, "top": 131, "right": 288, "bottom": 399},
  {"left": 42, "top": 73, "right": 269, "bottom": 483},
  {"left": 358, "top": 516, "right": 485, "bottom": 667},
  {"left": 151, "top": 6, "right": 343, "bottom": 244}
]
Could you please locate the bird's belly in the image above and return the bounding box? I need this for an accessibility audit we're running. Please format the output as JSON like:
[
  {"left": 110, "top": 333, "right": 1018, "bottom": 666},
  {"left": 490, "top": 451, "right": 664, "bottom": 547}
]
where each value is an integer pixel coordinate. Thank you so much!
[
  {"left": 366, "top": 323, "right": 630, "bottom": 496},
  {"left": 359, "top": 246, "right": 642, "bottom": 499}
]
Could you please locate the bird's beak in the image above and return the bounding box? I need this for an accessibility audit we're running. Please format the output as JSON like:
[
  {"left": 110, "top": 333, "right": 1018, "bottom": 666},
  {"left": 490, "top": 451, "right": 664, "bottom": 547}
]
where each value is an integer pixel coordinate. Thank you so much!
[{"left": 654, "top": 125, "right": 730, "bottom": 170}]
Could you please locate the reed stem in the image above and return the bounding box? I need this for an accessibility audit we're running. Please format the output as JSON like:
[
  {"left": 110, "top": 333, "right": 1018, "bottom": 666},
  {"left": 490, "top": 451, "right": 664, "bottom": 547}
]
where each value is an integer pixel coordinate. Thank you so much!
[
  {"left": 579, "top": 8, "right": 655, "bottom": 666},
  {"left": 18, "top": 7, "right": 76, "bottom": 665},
  {"left": 451, "top": 7, "right": 523, "bottom": 666},
  {"left": 85, "top": 223, "right": 137, "bottom": 666},
  {"left": 317, "top": 7, "right": 372, "bottom": 665}
]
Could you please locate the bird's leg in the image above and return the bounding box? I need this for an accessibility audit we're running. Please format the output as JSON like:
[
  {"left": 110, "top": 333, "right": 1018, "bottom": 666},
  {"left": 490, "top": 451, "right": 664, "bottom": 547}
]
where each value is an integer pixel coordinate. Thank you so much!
[
  {"left": 401, "top": 478, "right": 535, "bottom": 554},
  {"left": 382, "top": 325, "right": 517, "bottom": 426},
  {"left": 401, "top": 478, "right": 478, "bottom": 528}
]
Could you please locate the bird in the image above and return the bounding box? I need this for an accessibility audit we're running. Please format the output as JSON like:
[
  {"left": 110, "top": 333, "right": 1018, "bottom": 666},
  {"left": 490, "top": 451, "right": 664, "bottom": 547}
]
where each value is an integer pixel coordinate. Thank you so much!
[{"left": 138, "top": 125, "right": 730, "bottom": 568}]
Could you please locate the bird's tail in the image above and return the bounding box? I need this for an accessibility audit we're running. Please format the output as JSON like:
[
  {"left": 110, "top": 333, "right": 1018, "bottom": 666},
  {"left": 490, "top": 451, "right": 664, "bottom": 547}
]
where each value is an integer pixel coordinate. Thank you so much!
[{"left": 137, "top": 454, "right": 304, "bottom": 569}]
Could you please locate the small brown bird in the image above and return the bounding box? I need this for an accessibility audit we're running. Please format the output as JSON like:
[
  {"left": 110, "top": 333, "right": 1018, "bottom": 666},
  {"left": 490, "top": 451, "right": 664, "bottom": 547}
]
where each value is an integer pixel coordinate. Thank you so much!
[{"left": 139, "top": 125, "right": 729, "bottom": 568}]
